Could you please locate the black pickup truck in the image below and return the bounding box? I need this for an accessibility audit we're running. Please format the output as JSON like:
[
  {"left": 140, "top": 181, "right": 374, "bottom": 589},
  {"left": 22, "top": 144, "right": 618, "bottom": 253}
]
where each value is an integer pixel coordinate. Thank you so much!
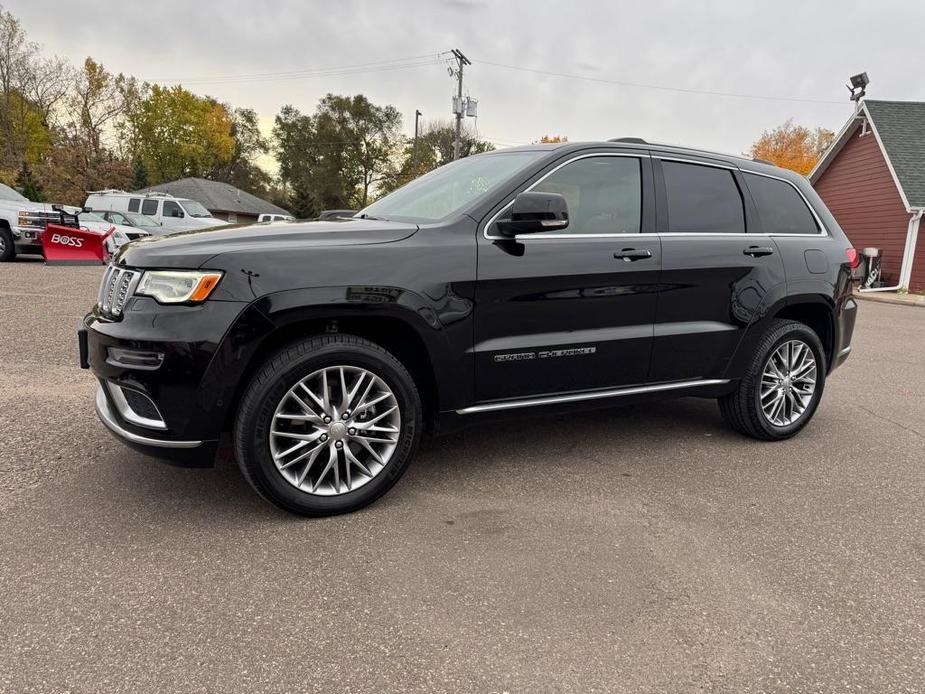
[{"left": 80, "top": 139, "right": 858, "bottom": 515}]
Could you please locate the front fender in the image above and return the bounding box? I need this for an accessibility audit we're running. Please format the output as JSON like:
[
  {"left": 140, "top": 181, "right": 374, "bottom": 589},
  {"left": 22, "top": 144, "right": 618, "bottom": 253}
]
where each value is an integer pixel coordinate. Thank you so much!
[{"left": 197, "top": 284, "right": 473, "bottom": 438}]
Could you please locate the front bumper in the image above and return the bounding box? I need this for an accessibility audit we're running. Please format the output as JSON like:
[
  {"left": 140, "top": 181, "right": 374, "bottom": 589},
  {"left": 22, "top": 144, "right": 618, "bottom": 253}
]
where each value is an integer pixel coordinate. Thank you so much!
[
  {"left": 81, "top": 293, "right": 263, "bottom": 464},
  {"left": 95, "top": 385, "right": 202, "bottom": 449}
]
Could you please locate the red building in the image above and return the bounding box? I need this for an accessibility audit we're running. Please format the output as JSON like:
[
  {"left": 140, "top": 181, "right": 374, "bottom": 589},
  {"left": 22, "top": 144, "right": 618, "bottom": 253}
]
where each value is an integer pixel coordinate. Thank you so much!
[{"left": 810, "top": 100, "right": 925, "bottom": 293}]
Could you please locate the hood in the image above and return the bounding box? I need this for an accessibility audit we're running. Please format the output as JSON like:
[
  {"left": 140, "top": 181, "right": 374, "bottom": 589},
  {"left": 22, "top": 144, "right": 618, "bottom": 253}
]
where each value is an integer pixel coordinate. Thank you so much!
[
  {"left": 116, "top": 217, "right": 418, "bottom": 268},
  {"left": 183, "top": 216, "right": 230, "bottom": 228}
]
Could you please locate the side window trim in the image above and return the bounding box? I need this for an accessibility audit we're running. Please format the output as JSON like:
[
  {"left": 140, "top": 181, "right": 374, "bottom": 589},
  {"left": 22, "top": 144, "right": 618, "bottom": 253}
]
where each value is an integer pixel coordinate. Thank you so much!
[{"left": 483, "top": 151, "right": 654, "bottom": 240}]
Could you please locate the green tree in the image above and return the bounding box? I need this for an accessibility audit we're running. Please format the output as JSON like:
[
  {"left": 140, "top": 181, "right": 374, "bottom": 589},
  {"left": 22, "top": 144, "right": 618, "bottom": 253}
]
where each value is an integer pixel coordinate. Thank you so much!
[
  {"left": 131, "top": 157, "right": 149, "bottom": 190},
  {"left": 122, "top": 83, "right": 235, "bottom": 183},
  {"left": 383, "top": 120, "right": 494, "bottom": 193},
  {"left": 274, "top": 94, "right": 403, "bottom": 216},
  {"left": 15, "top": 160, "right": 42, "bottom": 200}
]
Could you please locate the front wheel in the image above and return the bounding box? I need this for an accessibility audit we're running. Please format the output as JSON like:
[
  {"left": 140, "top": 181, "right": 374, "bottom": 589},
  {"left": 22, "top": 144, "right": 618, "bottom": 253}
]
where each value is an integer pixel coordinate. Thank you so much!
[
  {"left": 234, "top": 334, "right": 422, "bottom": 516},
  {"left": 0, "top": 227, "right": 15, "bottom": 261},
  {"left": 719, "top": 319, "right": 827, "bottom": 440}
]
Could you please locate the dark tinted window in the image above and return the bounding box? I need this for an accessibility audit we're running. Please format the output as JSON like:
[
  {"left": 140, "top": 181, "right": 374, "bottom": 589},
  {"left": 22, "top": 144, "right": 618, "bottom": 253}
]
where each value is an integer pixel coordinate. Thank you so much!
[
  {"left": 141, "top": 199, "right": 158, "bottom": 216},
  {"left": 745, "top": 173, "right": 818, "bottom": 235},
  {"left": 163, "top": 200, "right": 183, "bottom": 218},
  {"left": 663, "top": 161, "right": 745, "bottom": 233},
  {"left": 127, "top": 198, "right": 140, "bottom": 212},
  {"left": 531, "top": 156, "right": 641, "bottom": 234}
]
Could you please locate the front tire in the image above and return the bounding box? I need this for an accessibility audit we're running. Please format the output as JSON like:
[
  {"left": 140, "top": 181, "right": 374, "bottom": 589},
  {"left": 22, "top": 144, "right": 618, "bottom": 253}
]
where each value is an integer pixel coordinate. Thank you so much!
[
  {"left": 719, "top": 319, "right": 827, "bottom": 440},
  {"left": 234, "top": 334, "right": 422, "bottom": 516}
]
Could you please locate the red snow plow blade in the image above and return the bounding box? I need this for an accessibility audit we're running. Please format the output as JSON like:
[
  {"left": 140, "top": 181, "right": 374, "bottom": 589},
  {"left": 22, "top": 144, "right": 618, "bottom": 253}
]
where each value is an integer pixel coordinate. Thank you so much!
[{"left": 42, "top": 224, "right": 113, "bottom": 265}]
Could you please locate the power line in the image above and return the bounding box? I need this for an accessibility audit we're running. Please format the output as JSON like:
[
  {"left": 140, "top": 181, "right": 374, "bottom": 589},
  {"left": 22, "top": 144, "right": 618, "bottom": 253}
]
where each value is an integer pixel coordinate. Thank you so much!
[
  {"left": 148, "top": 53, "right": 444, "bottom": 85},
  {"left": 477, "top": 59, "right": 845, "bottom": 105}
]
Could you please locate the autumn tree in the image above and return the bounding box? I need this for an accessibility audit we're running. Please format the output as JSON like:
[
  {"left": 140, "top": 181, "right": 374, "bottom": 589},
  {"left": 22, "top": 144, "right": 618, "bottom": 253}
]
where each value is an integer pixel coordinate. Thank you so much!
[
  {"left": 0, "top": 6, "right": 54, "bottom": 180},
  {"left": 206, "top": 107, "right": 271, "bottom": 197},
  {"left": 122, "top": 84, "right": 235, "bottom": 183},
  {"left": 67, "top": 58, "right": 130, "bottom": 157},
  {"left": 536, "top": 134, "right": 568, "bottom": 143},
  {"left": 749, "top": 120, "right": 834, "bottom": 176}
]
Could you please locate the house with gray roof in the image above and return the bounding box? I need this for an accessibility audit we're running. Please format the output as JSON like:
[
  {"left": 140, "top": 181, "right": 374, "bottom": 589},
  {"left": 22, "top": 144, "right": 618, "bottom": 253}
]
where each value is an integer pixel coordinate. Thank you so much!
[
  {"left": 810, "top": 100, "right": 925, "bottom": 293},
  {"left": 136, "top": 177, "right": 290, "bottom": 225}
]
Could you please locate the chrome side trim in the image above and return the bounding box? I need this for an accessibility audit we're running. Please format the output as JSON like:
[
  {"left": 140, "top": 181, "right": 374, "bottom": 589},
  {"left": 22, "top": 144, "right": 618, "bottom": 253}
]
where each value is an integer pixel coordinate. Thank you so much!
[
  {"left": 95, "top": 386, "right": 202, "bottom": 448},
  {"left": 456, "top": 379, "right": 730, "bottom": 415},
  {"left": 656, "top": 155, "right": 738, "bottom": 170},
  {"left": 481, "top": 150, "right": 829, "bottom": 241},
  {"left": 838, "top": 346, "right": 852, "bottom": 358}
]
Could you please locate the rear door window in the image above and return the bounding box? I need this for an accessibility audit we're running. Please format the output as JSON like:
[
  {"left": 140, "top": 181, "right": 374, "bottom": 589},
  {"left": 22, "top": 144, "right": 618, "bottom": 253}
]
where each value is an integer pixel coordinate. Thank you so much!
[
  {"left": 744, "top": 173, "right": 819, "bottom": 235},
  {"left": 127, "top": 198, "right": 140, "bottom": 212},
  {"left": 141, "top": 199, "right": 159, "bottom": 216},
  {"left": 662, "top": 160, "right": 745, "bottom": 233}
]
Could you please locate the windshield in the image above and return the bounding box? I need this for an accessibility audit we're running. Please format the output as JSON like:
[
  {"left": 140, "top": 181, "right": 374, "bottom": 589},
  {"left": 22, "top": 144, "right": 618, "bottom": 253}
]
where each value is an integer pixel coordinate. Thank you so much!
[
  {"left": 0, "top": 182, "right": 28, "bottom": 203},
  {"left": 359, "top": 151, "right": 542, "bottom": 222},
  {"left": 124, "top": 211, "right": 160, "bottom": 226},
  {"left": 179, "top": 199, "right": 213, "bottom": 218}
]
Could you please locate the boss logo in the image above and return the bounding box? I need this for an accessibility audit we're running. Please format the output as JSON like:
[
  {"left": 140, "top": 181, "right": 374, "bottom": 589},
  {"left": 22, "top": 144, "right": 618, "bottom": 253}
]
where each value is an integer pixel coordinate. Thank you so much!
[{"left": 51, "top": 233, "right": 84, "bottom": 248}]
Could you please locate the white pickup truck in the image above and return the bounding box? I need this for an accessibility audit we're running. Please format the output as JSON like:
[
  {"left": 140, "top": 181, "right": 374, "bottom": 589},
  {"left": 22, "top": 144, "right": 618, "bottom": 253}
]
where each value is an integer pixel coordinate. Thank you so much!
[{"left": 0, "top": 183, "right": 144, "bottom": 261}]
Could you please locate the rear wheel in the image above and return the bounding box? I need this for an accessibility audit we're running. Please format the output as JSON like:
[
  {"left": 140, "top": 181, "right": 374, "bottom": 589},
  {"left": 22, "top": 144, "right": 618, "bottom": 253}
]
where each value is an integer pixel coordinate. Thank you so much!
[
  {"left": 234, "top": 334, "right": 422, "bottom": 516},
  {"left": 719, "top": 319, "right": 826, "bottom": 440},
  {"left": 0, "top": 226, "right": 15, "bottom": 261}
]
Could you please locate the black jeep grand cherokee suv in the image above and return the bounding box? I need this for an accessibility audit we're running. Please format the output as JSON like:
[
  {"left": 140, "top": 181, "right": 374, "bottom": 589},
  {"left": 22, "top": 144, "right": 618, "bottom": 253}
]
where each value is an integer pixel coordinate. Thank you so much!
[{"left": 80, "top": 140, "right": 858, "bottom": 515}]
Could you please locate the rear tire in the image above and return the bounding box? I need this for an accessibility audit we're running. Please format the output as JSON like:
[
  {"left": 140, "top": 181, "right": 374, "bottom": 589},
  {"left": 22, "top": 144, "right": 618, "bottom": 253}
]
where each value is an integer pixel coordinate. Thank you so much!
[
  {"left": 233, "top": 334, "right": 422, "bottom": 516},
  {"left": 719, "top": 319, "right": 826, "bottom": 441},
  {"left": 0, "top": 226, "right": 15, "bottom": 261}
]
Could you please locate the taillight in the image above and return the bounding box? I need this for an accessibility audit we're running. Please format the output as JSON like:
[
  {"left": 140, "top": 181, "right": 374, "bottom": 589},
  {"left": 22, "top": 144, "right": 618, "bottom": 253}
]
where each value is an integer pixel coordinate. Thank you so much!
[{"left": 846, "top": 248, "right": 860, "bottom": 269}]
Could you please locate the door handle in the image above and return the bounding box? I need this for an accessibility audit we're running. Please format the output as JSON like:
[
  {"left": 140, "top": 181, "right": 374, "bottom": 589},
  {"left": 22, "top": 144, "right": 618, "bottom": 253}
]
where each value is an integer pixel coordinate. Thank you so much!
[
  {"left": 743, "top": 245, "right": 775, "bottom": 258},
  {"left": 613, "top": 248, "right": 652, "bottom": 262}
]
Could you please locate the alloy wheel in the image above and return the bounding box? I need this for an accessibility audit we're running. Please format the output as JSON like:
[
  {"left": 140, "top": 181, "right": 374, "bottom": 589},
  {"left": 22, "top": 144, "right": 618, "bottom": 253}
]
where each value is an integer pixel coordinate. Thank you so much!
[
  {"left": 269, "top": 365, "right": 401, "bottom": 496},
  {"left": 759, "top": 339, "right": 817, "bottom": 427}
]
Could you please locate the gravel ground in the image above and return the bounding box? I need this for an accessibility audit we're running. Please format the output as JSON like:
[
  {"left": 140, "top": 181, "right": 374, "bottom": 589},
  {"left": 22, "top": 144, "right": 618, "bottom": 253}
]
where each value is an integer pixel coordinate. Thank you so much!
[{"left": 1, "top": 259, "right": 923, "bottom": 693}]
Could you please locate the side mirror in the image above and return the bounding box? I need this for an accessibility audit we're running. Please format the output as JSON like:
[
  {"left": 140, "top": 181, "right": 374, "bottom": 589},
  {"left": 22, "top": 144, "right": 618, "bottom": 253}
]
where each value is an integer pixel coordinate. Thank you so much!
[{"left": 496, "top": 192, "right": 569, "bottom": 237}]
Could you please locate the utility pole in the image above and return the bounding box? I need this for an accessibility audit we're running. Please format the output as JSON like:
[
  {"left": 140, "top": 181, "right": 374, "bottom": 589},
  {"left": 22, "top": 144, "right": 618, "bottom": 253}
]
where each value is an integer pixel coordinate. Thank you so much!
[
  {"left": 450, "top": 49, "right": 471, "bottom": 161},
  {"left": 413, "top": 109, "right": 422, "bottom": 168}
]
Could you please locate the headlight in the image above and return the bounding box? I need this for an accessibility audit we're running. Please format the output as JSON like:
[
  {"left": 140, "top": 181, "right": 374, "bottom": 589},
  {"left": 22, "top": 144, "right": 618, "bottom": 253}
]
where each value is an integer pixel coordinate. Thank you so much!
[
  {"left": 18, "top": 211, "right": 48, "bottom": 228},
  {"left": 136, "top": 270, "right": 223, "bottom": 304}
]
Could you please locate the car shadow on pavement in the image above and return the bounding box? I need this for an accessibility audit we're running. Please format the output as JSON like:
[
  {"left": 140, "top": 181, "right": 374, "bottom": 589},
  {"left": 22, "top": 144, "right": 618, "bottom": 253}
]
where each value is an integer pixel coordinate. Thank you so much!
[{"left": 84, "top": 396, "right": 732, "bottom": 523}]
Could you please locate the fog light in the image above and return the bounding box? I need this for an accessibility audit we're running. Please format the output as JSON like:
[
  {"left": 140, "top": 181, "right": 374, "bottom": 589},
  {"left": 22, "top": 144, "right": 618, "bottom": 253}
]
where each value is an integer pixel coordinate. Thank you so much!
[{"left": 106, "top": 347, "right": 164, "bottom": 370}]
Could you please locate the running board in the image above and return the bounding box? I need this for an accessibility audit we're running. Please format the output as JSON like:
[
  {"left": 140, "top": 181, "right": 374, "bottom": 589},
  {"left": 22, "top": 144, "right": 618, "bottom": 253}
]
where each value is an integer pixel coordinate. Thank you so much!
[{"left": 456, "top": 379, "right": 730, "bottom": 415}]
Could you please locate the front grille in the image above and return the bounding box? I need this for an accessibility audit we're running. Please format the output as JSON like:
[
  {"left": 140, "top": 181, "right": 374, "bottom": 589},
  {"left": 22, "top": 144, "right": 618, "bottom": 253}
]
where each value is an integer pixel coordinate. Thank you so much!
[{"left": 98, "top": 265, "right": 142, "bottom": 318}]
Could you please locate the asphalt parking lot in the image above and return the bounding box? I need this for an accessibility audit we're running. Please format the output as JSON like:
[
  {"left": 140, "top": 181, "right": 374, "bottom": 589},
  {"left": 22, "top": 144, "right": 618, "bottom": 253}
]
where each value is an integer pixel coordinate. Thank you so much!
[{"left": 1, "top": 259, "right": 923, "bottom": 693}]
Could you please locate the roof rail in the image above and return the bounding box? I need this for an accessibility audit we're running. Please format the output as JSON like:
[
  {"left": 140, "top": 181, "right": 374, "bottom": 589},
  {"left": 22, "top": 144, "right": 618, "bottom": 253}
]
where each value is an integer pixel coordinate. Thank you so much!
[
  {"left": 608, "top": 137, "right": 648, "bottom": 144},
  {"left": 86, "top": 189, "right": 129, "bottom": 195},
  {"left": 143, "top": 191, "right": 177, "bottom": 198}
]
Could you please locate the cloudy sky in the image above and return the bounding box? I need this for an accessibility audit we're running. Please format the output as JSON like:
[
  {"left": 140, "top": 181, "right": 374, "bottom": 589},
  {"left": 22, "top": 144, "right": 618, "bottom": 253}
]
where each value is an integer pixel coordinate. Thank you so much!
[{"left": 9, "top": 0, "right": 925, "bottom": 171}]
